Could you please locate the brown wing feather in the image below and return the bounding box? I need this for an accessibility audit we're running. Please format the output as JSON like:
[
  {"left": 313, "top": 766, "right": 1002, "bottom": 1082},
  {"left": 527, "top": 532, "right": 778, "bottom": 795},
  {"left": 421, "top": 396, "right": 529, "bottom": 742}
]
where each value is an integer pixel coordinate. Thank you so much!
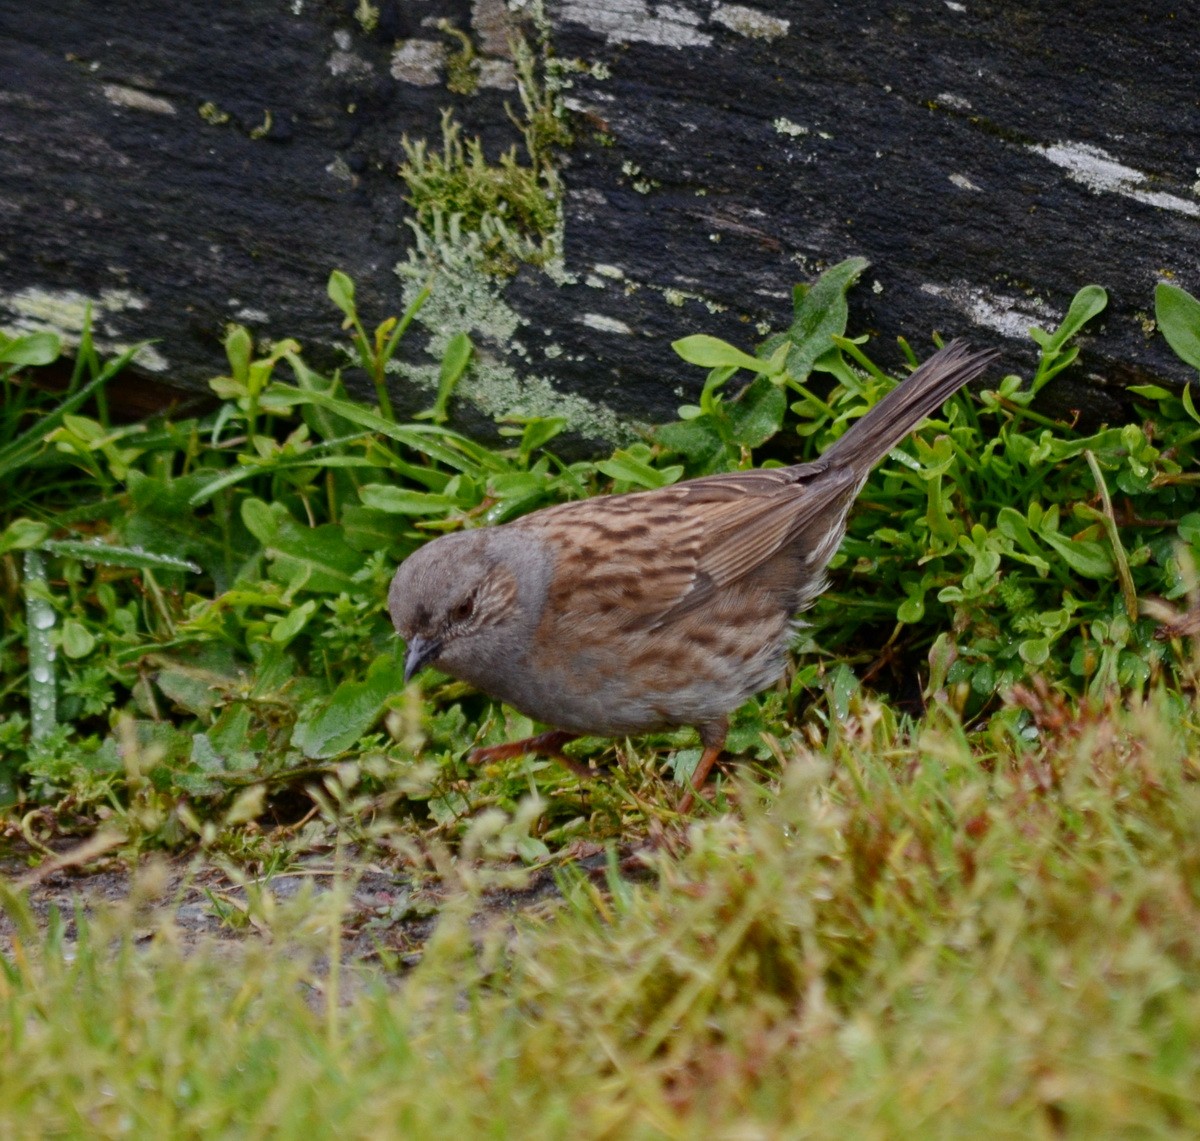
[
  {"left": 518, "top": 462, "right": 859, "bottom": 629},
  {"left": 680, "top": 465, "right": 859, "bottom": 588}
]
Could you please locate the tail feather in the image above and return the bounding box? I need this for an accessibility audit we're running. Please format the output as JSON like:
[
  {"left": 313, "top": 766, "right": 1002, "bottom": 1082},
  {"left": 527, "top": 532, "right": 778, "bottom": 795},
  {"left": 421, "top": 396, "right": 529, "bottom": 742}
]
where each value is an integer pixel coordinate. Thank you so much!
[{"left": 818, "top": 340, "right": 1000, "bottom": 473}]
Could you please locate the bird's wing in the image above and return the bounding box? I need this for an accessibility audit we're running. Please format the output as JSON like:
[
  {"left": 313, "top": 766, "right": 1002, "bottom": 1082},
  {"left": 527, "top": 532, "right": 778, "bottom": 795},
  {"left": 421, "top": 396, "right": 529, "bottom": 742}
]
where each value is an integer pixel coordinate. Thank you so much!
[
  {"left": 670, "top": 464, "right": 859, "bottom": 588},
  {"left": 519, "top": 464, "right": 860, "bottom": 627}
]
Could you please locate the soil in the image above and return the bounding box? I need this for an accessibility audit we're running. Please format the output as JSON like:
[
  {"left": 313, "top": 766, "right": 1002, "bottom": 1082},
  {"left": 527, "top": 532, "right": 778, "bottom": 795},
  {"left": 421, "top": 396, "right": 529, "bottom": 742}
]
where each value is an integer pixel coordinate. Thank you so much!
[{"left": 0, "top": 835, "right": 622, "bottom": 968}]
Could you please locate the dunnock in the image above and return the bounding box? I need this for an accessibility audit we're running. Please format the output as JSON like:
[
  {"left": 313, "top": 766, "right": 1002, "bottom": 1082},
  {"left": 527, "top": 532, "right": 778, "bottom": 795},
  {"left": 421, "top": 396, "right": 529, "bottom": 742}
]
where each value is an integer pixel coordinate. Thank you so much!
[{"left": 389, "top": 340, "right": 998, "bottom": 805}]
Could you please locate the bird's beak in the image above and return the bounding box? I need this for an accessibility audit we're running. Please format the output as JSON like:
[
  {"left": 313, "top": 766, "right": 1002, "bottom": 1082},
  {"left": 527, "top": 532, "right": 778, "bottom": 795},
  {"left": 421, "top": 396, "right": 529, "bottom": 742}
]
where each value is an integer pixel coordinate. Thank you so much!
[{"left": 403, "top": 634, "right": 442, "bottom": 683}]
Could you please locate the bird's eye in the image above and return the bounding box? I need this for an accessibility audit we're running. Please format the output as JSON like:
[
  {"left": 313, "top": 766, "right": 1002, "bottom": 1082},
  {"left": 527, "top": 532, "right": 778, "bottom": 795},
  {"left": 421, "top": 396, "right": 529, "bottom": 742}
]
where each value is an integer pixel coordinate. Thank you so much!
[{"left": 450, "top": 595, "right": 475, "bottom": 624}]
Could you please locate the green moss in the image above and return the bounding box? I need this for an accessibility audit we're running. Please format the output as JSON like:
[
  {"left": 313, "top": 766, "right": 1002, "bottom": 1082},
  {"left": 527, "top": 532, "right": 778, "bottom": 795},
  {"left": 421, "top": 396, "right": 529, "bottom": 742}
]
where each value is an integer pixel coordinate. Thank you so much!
[
  {"left": 400, "top": 111, "right": 559, "bottom": 277},
  {"left": 354, "top": 0, "right": 378, "bottom": 34},
  {"left": 437, "top": 21, "right": 479, "bottom": 96},
  {"left": 197, "top": 101, "right": 230, "bottom": 126},
  {"left": 398, "top": 30, "right": 570, "bottom": 279}
]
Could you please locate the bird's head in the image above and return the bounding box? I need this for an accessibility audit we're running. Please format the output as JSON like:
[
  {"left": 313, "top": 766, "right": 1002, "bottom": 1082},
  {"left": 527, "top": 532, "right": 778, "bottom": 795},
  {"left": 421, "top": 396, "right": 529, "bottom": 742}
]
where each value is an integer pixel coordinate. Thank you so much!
[{"left": 387, "top": 529, "right": 537, "bottom": 686}]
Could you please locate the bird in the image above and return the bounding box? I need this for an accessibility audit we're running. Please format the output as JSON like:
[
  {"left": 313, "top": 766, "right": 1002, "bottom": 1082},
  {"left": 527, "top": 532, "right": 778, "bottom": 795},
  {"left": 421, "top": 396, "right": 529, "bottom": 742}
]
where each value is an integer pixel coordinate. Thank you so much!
[{"left": 388, "top": 340, "right": 999, "bottom": 807}]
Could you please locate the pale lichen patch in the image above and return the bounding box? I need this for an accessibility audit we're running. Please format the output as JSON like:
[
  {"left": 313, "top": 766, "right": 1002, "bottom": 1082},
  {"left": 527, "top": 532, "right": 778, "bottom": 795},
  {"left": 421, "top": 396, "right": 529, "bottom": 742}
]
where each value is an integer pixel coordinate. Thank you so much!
[
  {"left": 558, "top": 0, "right": 711, "bottom": 48},
  {"left": 391, "top": 40, "right": 444, "bottom": 85},
  {"left": 325, "top": 156, "right": 355, "bottom": 183},
  {"left": 477, "top": 59, "right": 517, "bottom": 89},
  {"left": 328, "top": 38, "right": 374, "bottom": 81},
  {"left": 232, "top": 306, "right": 270, "bottom": 324},
  {"left": 921, "top": 281, "right": 1059, "bottom": 340},
  {"left": 471, "top": 0, "right": 518, "bottom": 55},
  {"left": 773, "top": 117, "right": 808, "bottom": 137},
  {"left": 388, "top": 18, "right": 648, "bottom": 443},
  {"left": 102, "top": 85, "right": 176, "bottom": 116},
  {"left": 396, "top": 226, "right": 635, "bottom": 442},
  {"left": 580, "top": 313, "right": 634, "bottom": 335},
  {"left": 712, "top": 3, "right": 790, "bottom": 39},
  {"left": 937, "top": 92, "right": 972, "bottom": 112},
  {"left": 1030, "top": 141, "right": 1200, "bottom": 218},
  {"left": 6, "top": 286, "right": 145, "bottom": 330}
]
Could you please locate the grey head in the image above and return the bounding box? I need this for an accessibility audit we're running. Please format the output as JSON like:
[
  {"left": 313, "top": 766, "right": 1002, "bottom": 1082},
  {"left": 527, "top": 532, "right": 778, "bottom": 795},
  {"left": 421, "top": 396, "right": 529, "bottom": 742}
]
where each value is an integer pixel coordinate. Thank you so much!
[{"left": 387, "top": 527, "right": 554, "bottom": 695}]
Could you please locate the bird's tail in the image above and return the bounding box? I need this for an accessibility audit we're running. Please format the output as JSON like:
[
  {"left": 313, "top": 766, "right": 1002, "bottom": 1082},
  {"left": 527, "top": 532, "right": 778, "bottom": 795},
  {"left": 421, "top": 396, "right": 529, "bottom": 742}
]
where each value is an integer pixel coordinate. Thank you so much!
[{"left": 818, "top": 340, "right": 1000, "bottom": 473}]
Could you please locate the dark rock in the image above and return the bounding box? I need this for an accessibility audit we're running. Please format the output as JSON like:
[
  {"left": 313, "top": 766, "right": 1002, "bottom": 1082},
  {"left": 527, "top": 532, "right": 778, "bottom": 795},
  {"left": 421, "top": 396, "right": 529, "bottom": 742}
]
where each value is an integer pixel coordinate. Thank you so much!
[{"left": 2, "top": 1, "right": 1197, "bottom": 439}]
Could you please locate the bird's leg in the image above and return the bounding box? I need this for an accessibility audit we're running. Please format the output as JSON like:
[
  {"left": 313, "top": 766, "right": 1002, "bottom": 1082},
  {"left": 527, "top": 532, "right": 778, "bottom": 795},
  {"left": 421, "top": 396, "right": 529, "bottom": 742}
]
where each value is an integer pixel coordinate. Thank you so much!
[
  {"left": 677, "top": 717, "right": 729, "bottom": 813},
  {"left": 469, "top": 730, "right": 588, "bottom": 776}
]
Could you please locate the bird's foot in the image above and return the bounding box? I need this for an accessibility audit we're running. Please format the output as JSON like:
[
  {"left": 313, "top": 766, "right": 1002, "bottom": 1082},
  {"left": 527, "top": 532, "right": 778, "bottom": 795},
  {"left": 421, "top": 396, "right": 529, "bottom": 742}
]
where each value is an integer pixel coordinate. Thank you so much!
[
  {"left": 468, "top": 730, "right": 588, "bottom": 776},
  {"left": 676, "top": 740, "right": 725, "bottom": 814}
]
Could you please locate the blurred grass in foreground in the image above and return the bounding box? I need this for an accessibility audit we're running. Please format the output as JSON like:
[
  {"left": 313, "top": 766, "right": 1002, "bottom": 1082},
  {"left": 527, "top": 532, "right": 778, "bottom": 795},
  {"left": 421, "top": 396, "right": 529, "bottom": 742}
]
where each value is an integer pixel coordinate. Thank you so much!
[{"left": 3, "top": 690, "right": 1199, "bottom": 1138}]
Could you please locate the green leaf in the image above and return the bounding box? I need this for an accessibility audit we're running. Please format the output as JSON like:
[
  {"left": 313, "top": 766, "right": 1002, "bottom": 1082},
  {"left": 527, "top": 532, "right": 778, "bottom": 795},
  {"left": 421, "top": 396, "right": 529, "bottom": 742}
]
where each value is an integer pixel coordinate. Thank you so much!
[
  {"left": 40, "top": 540, "right": 201, "bottom": 573},
  {"left": 654, "top": 417, "right": 727, "bottom": 470},
  {"left": 358, "top": 485, "right": 462, "bottom": 515},
  {"left": 1126, "top": 383, "right": 1175, "bottom": 401},
  {"left": 1027, "top": 286, "right": 1107, "bottom": 396},
  {"left": 427, "top": 792, "right": 470, "bottom": 824},
  {"left": 517, "top": 417, "right": 566, "bottom": 460},
  {"left": 971, "top": 662, "right": 996, "bottom": 696},
  {"left": 896, "top": 590, "right": 926, "bottom": 624},
  {"left": 1155, "top": 283, "right": 1200, "bottom": 371},
  {"left": 263, "top": 385, "right": 509, "bottom": 474},
  {"left": 327, "top": 269, "right": 356, "bottom": 320},
  {"left": 0, "top": 342, "right": 140, "bottom": 483},
  {"left": 240, "top": 498, "right": 361, "bottom": 592},
  {"left": 291, "top": 654, "right": 405, "bottom": 759},
  {"left": 441, "top": 330, "right": 473, "bottom": 379},
  {"left": 672, "top": 335, "right": 767, "bottom": 373},
  {"left": 0, "top": 518, "right": 50, "bottom": 554},
  {"left": 996, "top": 507, "right": 1038, "bottom": 551},
  {"left": 1181, "top": 383, "right": 1200, "bottom": 427},
  {"left": 60, "top": 619, "right": 96, "bottom": 659},
  {"left": 156, "top": 665, "right": 223, "bottom": 717},
  {"left": 778, "top": 256, "right": 869, "bottom": 382},
  {"left": 594, "top": 450, "right": 681, "bottom": 489},
  {"left": 726, "top": 376, "right": 786, "bottom": 449},
  {"left": 1041, "top": 285, "right": 1108, "bottom": 353},
  {"left": 826, "top": 662, "right": 861, "bottom": 722},
  {"left": 240, "top": 498, "right": 279, "bottom": 544},
  {"left": 223, "top": 325, "right": 253, "bottom": 384},
  {"left": 0, "top": 331, "right": 62, "bottom": 368},
  {"left": 271, "top": 599, "right": 318, "bottom": 644},
  {"left": 1040, "top": 531, "right": 1113, "bottom": 579},
  {"left": 207, "top": 703, "right": 254, "bottom": 761},
  {"left": 1178, "top": 512, "right": 1200, "bottom": 546},
  {"left": 342, "top": 506, "right": 403, "bottom": 553},
  {"left": 1019, "top": 637, "right": 1051, "bottom": 666},
  {"left": 123, "top": 472, "right": 244, "bottom": 584},
  {"left": 414, "top": 331, "right": 473, "bottom": 424}
]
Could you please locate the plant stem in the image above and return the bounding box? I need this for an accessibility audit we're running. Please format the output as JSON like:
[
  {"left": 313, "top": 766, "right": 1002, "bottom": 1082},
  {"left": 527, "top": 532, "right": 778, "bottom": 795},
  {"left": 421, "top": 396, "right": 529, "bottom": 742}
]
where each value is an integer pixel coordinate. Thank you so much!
[
  {"left": 1085, "top": 449, "right": 1139, "bottom": 624},
  {"left": 22, "top": 549, "right": 57, "bottom": 742}
]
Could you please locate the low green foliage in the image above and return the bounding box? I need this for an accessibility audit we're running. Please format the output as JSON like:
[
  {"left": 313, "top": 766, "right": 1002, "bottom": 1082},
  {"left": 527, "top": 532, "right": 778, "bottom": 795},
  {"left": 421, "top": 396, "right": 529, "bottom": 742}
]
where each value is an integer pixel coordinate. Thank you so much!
[
  {"left": 3, "top": 694, "right": 1199, "bottom": 1136},
  {"left": 2, "top": 266, "right": 1200, "bottom": 850}
]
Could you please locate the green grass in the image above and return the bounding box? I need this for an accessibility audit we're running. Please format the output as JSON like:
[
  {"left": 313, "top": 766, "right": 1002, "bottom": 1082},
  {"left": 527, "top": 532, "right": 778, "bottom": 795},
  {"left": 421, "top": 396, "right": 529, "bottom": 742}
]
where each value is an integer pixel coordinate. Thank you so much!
[{"left": 3, "top": 692, "right": 1200, "bottom": 1137}]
